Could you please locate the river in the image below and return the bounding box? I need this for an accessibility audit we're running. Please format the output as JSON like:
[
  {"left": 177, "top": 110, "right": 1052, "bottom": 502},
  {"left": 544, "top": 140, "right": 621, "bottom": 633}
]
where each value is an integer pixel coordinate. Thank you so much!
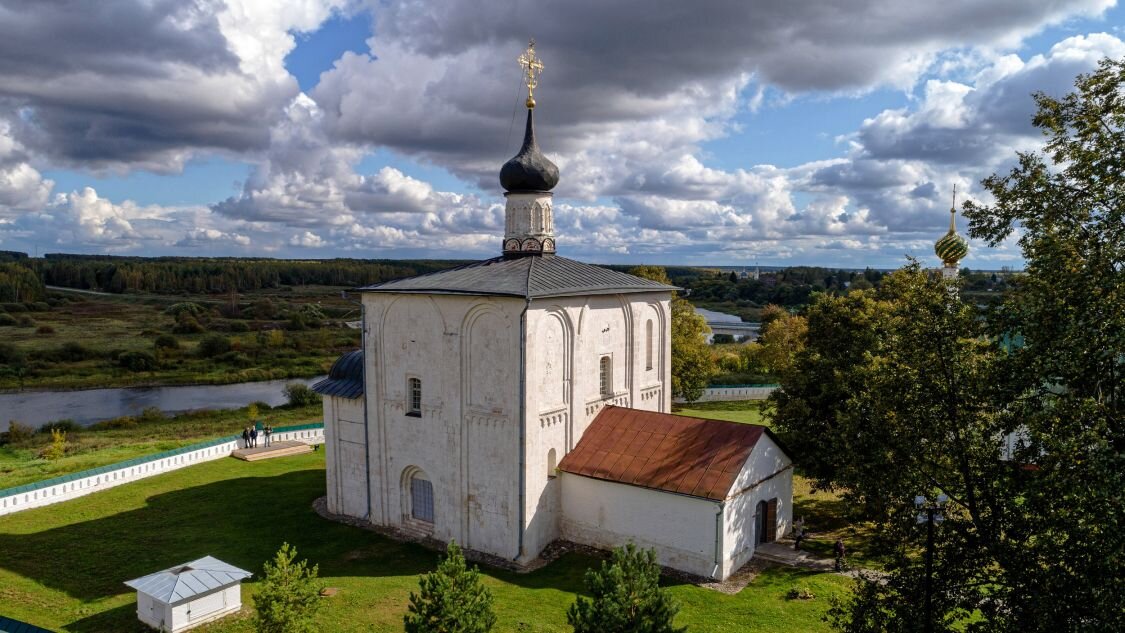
[{"left": 0, "top": 376, "right": 325, "bottom": 431}]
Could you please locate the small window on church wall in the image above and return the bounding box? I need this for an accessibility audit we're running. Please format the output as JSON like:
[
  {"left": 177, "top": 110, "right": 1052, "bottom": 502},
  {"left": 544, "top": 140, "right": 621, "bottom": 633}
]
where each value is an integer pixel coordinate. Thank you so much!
[
  {"left": 599, "top": 356, "right": 611, "bottom": 397},
  {"left": 547, "top": 448, "right": 557, "bottom": 479},
  {"left": 645, "top": 319, "right": 654, "bottom": 371},
  {"left": 407, "top": 377, "right": 422, "bottom": 417},
  {"left": 410, "top": 475, "right": 434, "bottom": 523}
]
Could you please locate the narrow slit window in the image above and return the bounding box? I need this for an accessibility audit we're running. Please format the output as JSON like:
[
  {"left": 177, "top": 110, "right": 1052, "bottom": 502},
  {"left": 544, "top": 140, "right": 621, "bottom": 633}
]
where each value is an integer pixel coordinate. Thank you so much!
[
  {"left": 547, "top": 448, "right": 557, "bottom": 479},
  {"left": 599, "top": 356, "right": 611, "bottom": 397},
  {"left": 408, "top": 377, "right": 422, "bottom": 416},
  {"left": 645, "top": 319, "right": 654, "bottom": 371}
]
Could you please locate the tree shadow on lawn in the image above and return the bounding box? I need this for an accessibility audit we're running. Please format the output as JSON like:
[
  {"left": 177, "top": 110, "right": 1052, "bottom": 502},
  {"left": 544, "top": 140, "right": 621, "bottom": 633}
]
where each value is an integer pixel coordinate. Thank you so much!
[{"left": 0, "top": 470, "right": 435, "bottom": 606}]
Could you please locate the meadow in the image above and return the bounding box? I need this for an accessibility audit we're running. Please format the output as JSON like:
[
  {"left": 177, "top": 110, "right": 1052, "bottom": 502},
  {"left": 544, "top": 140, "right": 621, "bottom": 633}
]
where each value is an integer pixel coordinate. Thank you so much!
[
  {"left": 0, "top": 451, "right": 851, "bottom": 632},
  {"left": 0, "top": 287, "right": 360, "bottom": 390}
]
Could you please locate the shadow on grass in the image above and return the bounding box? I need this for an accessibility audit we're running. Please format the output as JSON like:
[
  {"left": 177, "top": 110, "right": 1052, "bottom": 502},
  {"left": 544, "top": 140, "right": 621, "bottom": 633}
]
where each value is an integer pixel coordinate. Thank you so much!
[
  {"left": 66, "top": 603, "right": 150, "bottom": 633},
  {"left": 0, "top": 469, "right": 436, "bottom": 605}
]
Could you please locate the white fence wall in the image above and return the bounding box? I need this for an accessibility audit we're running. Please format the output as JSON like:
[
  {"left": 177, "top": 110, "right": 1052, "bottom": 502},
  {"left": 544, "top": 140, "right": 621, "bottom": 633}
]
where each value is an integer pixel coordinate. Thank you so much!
[
  {"left": 0, "top": 426, "right": 324, "bottom": 517},
  {"left": 675, "top": 385, "right": 778, "bottom": 403}
]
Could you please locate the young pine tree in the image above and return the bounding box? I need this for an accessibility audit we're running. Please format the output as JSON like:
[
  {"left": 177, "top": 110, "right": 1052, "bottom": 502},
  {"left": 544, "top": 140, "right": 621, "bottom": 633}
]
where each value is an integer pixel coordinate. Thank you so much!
[
  {"left": 567, "top": 544, "right": 687, "bottom": 633},
  {"left": 404, "top": 541, "right": 496, "bottom": 633},
  {"left": 253, "top": 542, "right": 324, "bottom": 633}
]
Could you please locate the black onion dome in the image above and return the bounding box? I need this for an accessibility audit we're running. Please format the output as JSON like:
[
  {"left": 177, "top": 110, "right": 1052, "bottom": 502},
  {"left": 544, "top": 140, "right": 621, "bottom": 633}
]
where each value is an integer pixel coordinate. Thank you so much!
[
  {"left": 311, "top": 349, "right": 364, "bottom": 399},
  {"left": 500, "top": 109, "right": 559, "bottom": 192}
]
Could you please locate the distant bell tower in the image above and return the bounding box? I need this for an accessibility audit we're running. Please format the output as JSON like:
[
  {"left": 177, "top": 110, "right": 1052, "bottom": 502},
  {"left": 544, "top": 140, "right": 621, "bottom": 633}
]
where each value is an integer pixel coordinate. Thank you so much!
[
  {"left": 935, "top": 187, "right": 969, "bottom": 279},
  {"left": 500, "top": 39, "right": 559, "bottom": 256}
]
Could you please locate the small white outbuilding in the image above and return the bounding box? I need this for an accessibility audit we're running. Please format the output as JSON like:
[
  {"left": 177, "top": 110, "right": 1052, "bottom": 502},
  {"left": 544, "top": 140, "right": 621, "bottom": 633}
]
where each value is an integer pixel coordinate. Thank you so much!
[{"left": 124, "top": 555, "right": 252, "bottom": 632}]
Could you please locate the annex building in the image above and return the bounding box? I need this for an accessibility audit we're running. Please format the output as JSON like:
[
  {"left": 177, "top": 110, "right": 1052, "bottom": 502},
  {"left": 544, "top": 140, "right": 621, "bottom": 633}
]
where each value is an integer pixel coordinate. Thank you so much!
[{"left": 313, "top": 43, "right": 792, "bottom": 580}]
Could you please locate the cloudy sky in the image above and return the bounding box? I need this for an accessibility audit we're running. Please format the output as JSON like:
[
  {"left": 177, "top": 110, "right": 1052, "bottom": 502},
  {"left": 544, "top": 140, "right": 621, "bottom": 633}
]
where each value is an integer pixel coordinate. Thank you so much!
[{"left": 1, "top": 0, "right": 1122, "bottom": 268}]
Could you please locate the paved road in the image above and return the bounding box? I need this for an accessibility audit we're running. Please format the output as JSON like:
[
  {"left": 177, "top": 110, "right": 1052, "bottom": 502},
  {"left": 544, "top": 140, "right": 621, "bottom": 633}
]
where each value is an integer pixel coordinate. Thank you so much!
[{"left": 45, "top": 285, "right": 117, "bottom": 297}]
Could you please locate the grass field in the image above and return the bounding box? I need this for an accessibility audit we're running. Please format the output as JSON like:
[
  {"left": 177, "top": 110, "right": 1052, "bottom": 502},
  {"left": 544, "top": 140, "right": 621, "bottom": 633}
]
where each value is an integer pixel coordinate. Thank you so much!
[
  {"left": 0, "top": 288, "right": 359, "bottom": 390},
  {"left": 673, "top": 400, "right": 765, "bottom": 425},
  {"left": 0, "top": 452, "right": 850, "bottom": 632},
  {"left": 0, "top": 404, "right": 321, "bottom": 490}
]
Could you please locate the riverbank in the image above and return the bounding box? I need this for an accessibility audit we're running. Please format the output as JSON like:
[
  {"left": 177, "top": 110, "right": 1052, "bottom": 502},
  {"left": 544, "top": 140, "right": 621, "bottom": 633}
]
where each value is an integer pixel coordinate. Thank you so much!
[{"left": 0, "top": 403, "right": 321, "bottom": 489}]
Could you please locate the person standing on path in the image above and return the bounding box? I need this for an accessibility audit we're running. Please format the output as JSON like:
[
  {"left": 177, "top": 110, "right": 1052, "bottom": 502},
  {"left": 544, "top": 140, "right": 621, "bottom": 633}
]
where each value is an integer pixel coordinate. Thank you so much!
[
  {"left": 250, "top": 426, "right": 258, "bottom": 448},
  {"left": 264, "top": 424, "right": 272, "bottom": 447},
  {"left": 834, "top": 539, "right": 846, "bottom": 571},
  {"left": 241, "top": 426, "right": 250, "bottom": 449}
]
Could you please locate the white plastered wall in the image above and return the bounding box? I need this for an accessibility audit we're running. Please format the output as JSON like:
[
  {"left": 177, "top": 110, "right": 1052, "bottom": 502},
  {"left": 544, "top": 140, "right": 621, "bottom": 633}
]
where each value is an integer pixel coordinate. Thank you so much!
[
  {"left": 164, "top": 585, "right": 242, "bottom": 632},
  {"left": 323, "top": 396, "right": 367, "bottom": 518},
  {"left": 559, "top": 474, "right": 721, "bottom": 578},
  {"left": 360, "top": 293, "right": 525, "bottom": 559},
  {"left": 521, "top": 291, "right": 671, "bottom": 559},
  {"left": 721, "top": 433, "right": 794, "bottom": 578}
]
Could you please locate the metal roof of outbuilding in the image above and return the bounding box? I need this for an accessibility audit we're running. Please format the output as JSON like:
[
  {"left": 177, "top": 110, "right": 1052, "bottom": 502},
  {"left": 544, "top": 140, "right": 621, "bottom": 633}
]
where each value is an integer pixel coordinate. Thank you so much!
[
  {"left": 124, "top": 556, "right": 251, "bottom": 604},
  {"left": 311, "top": 349, "right": 364, "bottom": 399},
  {"left": 358, "top": 255, "right": 676, "bottom": 299},
  {"left": 558, "top": 406, "right": 792, "bottom": 501},
  {"left": 0, "top": 616, "right": 55, "bottom": 633}
]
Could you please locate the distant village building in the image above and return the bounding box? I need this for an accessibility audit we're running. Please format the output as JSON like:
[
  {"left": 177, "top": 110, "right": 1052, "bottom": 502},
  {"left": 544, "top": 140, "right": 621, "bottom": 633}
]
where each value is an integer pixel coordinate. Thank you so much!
[
  {"left": 312, "top": 42, "right": 792, "bottom": 580},
  {"left": 124, "top": 556, "right": 251, "bottom": 632}
]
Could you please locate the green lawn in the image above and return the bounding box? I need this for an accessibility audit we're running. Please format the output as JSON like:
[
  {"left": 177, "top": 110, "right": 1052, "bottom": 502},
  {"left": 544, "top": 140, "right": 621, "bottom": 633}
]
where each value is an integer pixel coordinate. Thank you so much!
[
  {"left": 0, "top": 452, "right": 850, "bottom": 632},
  {"left": 673, "top": 400, "right": 765, "bottom": 425},
  {"left": 0, "top": 404, "right": 321, "bottom": 490}
]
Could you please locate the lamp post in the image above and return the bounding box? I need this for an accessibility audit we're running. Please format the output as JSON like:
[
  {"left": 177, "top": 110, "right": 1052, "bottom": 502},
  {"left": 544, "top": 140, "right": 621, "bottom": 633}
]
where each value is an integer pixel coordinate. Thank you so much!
[{"left": 915, "top": 494, "right": 948, "bottom": 633}]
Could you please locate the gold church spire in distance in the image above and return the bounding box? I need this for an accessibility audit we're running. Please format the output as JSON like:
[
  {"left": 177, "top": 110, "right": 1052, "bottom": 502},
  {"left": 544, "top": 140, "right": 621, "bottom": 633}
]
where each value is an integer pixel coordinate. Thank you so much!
[{"left": 518, "top": 38, "right": 544, "bottom": 109}]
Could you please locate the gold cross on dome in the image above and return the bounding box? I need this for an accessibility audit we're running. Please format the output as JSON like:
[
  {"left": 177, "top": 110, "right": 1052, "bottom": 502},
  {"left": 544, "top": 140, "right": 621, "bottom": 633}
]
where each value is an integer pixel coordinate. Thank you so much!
[{"left": 518, "top": 38, "right": 544, "bottom": 108}]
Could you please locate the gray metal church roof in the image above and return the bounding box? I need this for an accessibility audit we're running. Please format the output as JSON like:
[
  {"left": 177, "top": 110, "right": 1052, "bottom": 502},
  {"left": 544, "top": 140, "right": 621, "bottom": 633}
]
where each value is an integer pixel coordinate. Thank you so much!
[
  {"left": 124, "top": 556, "right": 251, "bottom": 604},
  {"left": 358, "top": 255, "right": 676, "bottom": 299},
  {"left": 312, "top": 349, "right": 364, "bottom": 399}
]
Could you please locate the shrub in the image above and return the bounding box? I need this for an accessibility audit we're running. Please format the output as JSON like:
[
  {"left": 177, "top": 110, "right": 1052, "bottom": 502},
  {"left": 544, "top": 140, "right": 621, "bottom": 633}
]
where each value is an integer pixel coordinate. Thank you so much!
[
  {"left": 0, "top": 342, "right": 25, "bottom": 366},
  {"left": 153, "top": 334, "right": 180, "bottom": 350},
  {"left": 39, "top": 429, "right": 67, "bottom": 460},
  {"left": 38, "top": 419, "right": 80, "bottom": 434},
  {"left": 284, "top": 383, "right": 321, "bottom": 407},
  {"left": 228, "top": 320, "right": 250, "bottom": 333},
  {"left": 0, "top": 313, "right": 17, "bottom": 326},
  {"left": 1, "top": 302, "right": 27, "bottom": 312},
  {"left": 29, "top": 301, "right": 50, "bottom": 312},
  {"left": 216, "top": 351, "right": 252, "bottom": 367},
  {"left": 254, "top": 542, "right": 324, "bottom": 633},
  {"left": 91, "top": 416, "right": 137, "bottom": 430},
  {"left": 165, "top": 302, "right": 206, "bottom": 317},
  {"left": 786, "top": 586, "right": 815, "bottom": 600},
  {"left": 138, "top": 407, "right": 166, "bottom": 424},
  {"left": 119, "top": 351, "right": 158, "bottom": 372},
  {"left": 57, "top": 342, "right": 92, "bottom": 362},
  {"left": 250, "top": 400, "right": 273, "bottom": 411},
  {"left": 197, "top": 334, "right": 232, "bottom": 358},
  {"left": 567, "top": 544, "right": 686, "bottom": 633},
  {"left": 172, "top": 312, "right": 206, "bottom": 334},
  {"left": 3, "top": 421, "right": 34, "bottom": 445},
  {"left": 16, "top": 315, "right": 34, "bottom": 327},
  {"left": 404, "top": 541, "right": 496, "bottom": 633},
  {"left": 35, "top": 325, "right": 56, "bottom": 335}
]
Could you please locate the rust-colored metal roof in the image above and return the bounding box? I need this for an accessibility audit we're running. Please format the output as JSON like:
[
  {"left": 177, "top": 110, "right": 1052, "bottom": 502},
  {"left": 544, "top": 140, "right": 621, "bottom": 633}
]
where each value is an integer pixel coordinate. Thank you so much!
[{"left": 558, "top": 406, "right": 773, "bottom": 501}]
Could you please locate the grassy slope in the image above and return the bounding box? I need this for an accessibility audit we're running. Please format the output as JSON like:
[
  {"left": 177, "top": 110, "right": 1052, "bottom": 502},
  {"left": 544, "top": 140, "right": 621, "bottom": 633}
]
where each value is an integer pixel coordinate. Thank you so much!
[
  {"left": 0, "top": 452, "right": 850, "bottom": 632},
  {"left": 0, "top": 405, "right": 321, "bottom": 489},
  {"left": 1, "top": 289, "right": 358, "bottom": 390},
  {"left": 673, "top": 400, "right": 765, "bottom": 425}
]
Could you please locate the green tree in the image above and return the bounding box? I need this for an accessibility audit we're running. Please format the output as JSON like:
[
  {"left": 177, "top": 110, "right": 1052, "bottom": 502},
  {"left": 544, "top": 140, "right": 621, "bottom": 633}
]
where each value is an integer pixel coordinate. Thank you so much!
[
  {"left": 567, "top": 544, "right": 686, "bottom": 633},
  {"left": 404, "top": 541, "right": 496, "bottom": 633},
  {"left": 254, "top": 542, "right": 324, "bottom": 633},
  {"left": 758, "top": 310, "right": 807, "bottom": 375},
  {"left": 779, "top": 57, "right": 1125, "bottom": 632},
  {"left": 629, "top": 266, "right": 714, "bottom": 402}
]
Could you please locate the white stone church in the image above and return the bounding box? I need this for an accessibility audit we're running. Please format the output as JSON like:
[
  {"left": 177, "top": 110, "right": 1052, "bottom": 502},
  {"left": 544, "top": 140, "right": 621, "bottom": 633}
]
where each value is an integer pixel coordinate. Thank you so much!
[{"left": 313, "top": 47, "right": 792, "bottom": 580}]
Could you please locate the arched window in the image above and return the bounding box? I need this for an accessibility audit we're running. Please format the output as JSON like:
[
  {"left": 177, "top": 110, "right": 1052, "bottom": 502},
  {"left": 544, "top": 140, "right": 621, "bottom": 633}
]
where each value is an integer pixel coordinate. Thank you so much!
[
  {"left": 547, "top": 448, "right": 557, "bottom": 479},
  {"left": 407, "top": 377, "right": 422, "bottom": 417},
  {"left": 599, "top": 356, "right": 612, "bottom": 397},
  {"left": 645, "top": 319, "right": 654, "bottom": 371},
  {"left": 410, "top": 474, "right": 434, "bottom": 523}
]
